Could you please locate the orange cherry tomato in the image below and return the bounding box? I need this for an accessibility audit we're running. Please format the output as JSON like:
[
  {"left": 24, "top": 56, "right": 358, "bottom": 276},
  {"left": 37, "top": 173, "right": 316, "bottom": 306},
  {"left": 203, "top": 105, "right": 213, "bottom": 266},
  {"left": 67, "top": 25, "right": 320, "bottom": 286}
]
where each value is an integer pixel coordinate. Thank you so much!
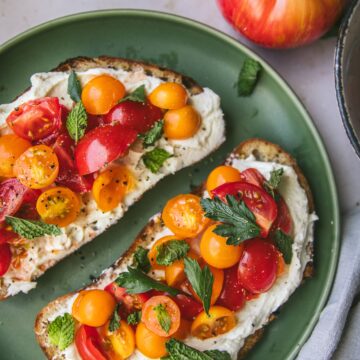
[
  {"left": 82, "top": 75, "right": 126, "bottom": 115},
  {"left": 36, "top": 186, "right": 81, "bottom": 227},
  {"left": 72, "top": 289, "right": 116, "bottom": 327},
  {"left": 135, "top": 322, "right": 168, "bottom": 359},
  {"left": 148, "top": 235, "right": 184, "bottom": 270},
  {"left": 92, "top": 165, "right": 134, "bottom": 212},
  {"left": 14, "top": 145, "right": 59, "bottom": 189},
  {"left": 189, "top": 264, "right": 224, "bottom": 305},
  {"left": 173, "top": 319, "right": 191, "bottom": 340},
  {"left": 200, "top": 224, "right": 243, "bottom": 269},
  {"left": 191, "top": 306, "right": 236, "bottom": 339},
  {"left": 162, "top": 194, "right": 210, "bottom": 238},
  {"left": 148, "top": 82, "right": 187, "bottom": 110},
  {"left": 163, "top": 105, "right": 201, "bottom": 140},
  {"left": 142, "top": 295, "right": 181, "bottom": 337},
  {"left": 277, "top": 251, "right": 286, "bottom": 276},
  {"left": 0, "top": 134, "right": 31, "bottom": 178},
  {"left": 206, "top": 165, "right": 242, "bottom": 194}
]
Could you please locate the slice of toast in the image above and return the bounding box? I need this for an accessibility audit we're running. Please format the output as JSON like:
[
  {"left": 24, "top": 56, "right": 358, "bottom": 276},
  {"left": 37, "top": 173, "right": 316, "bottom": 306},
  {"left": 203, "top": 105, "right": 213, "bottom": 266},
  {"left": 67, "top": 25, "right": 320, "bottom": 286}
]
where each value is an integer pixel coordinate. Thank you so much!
[
  {"left": 35, "top": 138, "right": 315, "bottom": 360},
  {"left": 0, "top": 56, "right": 225, "bottom": 299}
]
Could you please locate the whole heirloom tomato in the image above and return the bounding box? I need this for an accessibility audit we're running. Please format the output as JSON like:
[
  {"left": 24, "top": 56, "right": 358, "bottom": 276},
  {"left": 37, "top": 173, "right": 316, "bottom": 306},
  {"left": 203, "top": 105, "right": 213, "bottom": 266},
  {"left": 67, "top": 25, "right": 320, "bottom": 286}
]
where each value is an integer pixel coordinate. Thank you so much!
[{"left": 217, "top": 0, "right": 346, "bottom": 48}]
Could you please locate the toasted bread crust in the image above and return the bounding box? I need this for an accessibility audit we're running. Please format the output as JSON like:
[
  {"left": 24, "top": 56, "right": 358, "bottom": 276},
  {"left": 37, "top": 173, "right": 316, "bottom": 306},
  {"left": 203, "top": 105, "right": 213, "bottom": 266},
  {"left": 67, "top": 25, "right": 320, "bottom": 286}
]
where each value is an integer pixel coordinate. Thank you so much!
[{"left": 35, "top": 139, "right": 315, "bottom": 360}]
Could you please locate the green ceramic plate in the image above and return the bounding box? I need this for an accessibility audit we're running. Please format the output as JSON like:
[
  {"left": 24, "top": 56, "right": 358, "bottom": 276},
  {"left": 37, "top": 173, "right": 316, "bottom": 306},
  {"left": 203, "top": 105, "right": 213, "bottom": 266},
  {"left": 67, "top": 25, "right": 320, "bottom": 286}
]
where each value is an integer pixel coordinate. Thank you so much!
[{"left": 0, "top": 10, "right": 339, "bottom": 360}]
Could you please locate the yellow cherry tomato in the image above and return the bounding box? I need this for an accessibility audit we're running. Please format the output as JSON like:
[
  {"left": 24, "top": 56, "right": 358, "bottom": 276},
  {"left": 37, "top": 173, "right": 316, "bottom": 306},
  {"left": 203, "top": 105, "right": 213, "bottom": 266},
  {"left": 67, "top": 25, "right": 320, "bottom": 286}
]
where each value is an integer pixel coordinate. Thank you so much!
[
  {"left": 162, "top": 194, "right": 210, "bottom": 238},
  {"left": 206, "top": 165, "right": 242, "bottom": 194},
  {"left": 36, "top": 186, "right": 81, "bottom": 227},
  {"left": 200, "top": 224, "right": 243, "bottom": 269},
  {"left": 148, "top": 82, "right": 187, "bottom": 110},
  {"left": 82, "top": 75, "right": 126, "bottom": 115},
  {"left": 191, "top": 306, "right": 236, "bottom": 339},
  {"left": 14, "top": 144, "right": 59, "bottom": 189},
  {"left": 92, "top": 165, "right": 134, "bottom": 212},
  {"left": 135, "top": 322, "right": 168, "bottom": 359},
  {"left": 0, "top": 134, "right": 31, "bottom": 177},
  {"left": 72, "top": 289, "right": 116, "bottom": 327},
  {"left": 163, "top": 105, "right": 201, "bottom": 140}
]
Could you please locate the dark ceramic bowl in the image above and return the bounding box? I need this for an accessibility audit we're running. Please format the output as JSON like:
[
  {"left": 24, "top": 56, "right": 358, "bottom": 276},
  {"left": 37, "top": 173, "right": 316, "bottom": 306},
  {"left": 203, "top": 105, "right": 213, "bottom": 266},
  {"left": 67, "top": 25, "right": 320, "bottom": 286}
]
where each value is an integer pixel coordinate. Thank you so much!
[{"left": 335, "top": 0, "right": 360, "bottom": 158}]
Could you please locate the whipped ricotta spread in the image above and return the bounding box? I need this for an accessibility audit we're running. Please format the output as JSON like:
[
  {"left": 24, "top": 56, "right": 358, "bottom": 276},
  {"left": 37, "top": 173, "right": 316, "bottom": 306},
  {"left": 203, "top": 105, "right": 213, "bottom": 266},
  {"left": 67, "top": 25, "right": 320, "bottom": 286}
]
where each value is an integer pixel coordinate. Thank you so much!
[
  {"left": 0, "top": 68, "right": 225, "bottom": 296},
  {"left": 48, "top": 156, "right": 316, "bottom": 360}
]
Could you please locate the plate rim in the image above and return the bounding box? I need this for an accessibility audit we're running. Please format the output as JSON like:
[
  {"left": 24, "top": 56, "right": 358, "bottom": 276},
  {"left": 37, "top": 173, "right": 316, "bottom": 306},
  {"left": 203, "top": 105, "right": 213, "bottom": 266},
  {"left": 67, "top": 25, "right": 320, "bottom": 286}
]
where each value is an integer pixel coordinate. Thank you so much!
[{"left": 0, "top": 9, "right": 340, "bottom": 359}]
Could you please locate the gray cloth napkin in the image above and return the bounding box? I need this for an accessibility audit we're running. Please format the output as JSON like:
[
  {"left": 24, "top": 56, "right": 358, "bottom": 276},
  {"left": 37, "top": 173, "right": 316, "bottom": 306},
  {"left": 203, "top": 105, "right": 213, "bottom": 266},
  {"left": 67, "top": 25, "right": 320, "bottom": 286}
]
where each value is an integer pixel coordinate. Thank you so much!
[{"left": 297, "top": 208, "right": 360, "bottom": 360}]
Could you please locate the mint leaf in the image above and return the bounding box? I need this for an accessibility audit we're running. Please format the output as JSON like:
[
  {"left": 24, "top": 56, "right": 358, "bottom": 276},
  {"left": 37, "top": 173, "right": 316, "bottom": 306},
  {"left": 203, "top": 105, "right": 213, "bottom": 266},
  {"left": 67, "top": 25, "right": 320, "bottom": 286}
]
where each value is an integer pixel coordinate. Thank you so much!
[
  {"left": 127, "top": 311, "right": 141, "bottom": 325},
  {"left": 237, "top": 58, "right": 262, "bottom": 96},
  {"left": 66, "top": 101, "right": 88, "bottom": 143},
  {"left": 273, "top": 229, "right": 293, "bottom": 264},
  {"left": 156, "top": 240, "right": 190, "bottom": 266},
  {"left": 119, "top": 85, "right": 146, "bottom": 103},
  {"left": 6, "top": 216, "right": 61, "bottom": 240},
  {"left": 184, "top": 257, "right": 213, "bottom": 316},
  {"left": 115, "top": 267, "right": 180, "bottom": 297},
  {"left": 154, "top": 303, "right": 172, "bottom": 334},
  {"left": 200, "top": 195, "right": 260, "bottom": 245},
  {"left": 47, "top": 313, "right": 75, "bottom": 351},
  {"left": 142, "top": 148, "right": 172, "bottom": 173},
  {"left": 141, "top": 120, "right": 164, "bottom": 147},
  {"left": 67, "top": 71, "right": 82, "bottom": 103},
  {"left": 108, "top": 304, "right": 121, "bottom": 332},
  {"left": 263, "top": 168, "right": 284, "bottom": 199},
  {"left": 133, "top": 246, "right": 151, "bottom": 273}
]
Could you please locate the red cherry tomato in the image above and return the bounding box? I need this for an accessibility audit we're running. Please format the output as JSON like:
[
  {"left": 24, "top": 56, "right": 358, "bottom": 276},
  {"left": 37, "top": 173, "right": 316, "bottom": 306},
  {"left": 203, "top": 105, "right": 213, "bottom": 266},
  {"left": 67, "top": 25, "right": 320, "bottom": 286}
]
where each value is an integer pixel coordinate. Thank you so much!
[
  {"left": 238, "top": 238, "right": 278, "bottom": 294},
  {"left": 75, "top": 325, "right": 107, "bottom": 360},
  {"left": 104, "top": 100, "right": 163, "bottom": 134},
  {"left": 6, "top": 97, "right": 62, "bottom": 142},
  {"left": 240, "top": 168, "right": 265, "bottom": 187},
  {"left": 0, "top": 243, "right": 12, "bottom": 276},
  {"left": 87, "top": 114, "right": 105, "bottom": 132},
  {"left": 173, "top": 294, "right": 203, "bottom": 321},
  {"left": 0, "top": 228, "right": 18, "bottom": 244},
  {"left": 212, "top": 181, "right": 278, "bottom": 238},
  {"left": 75, "top": 124, "right": 137, "bottom": 175},
  {"left": 53, "top": 133, "right": 94, "bottom": 193},
  {"left": 0, "top": 178, "right": 28, "bottom": 222},
  {"left": 272, "top": 197, "right": 293, "bottom": 235},
  {"left": 15, "top": 188, "right": 42, "bottom": 220},
  {"left": 216, "top": 265, "right": 247, "bottom": 311}
]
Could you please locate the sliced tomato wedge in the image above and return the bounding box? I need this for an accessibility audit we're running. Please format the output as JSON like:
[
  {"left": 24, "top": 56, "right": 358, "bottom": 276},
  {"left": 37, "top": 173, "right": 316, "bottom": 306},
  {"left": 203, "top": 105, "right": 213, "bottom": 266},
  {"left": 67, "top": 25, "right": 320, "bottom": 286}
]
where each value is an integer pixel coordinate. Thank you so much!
[
  {"left": 75, "top": 325, "right": 107, "bottom": 360},
  {"left": 6, "top": 97, "right": 62, "bottom": 142},
  {"left": 0, "top": 243, "right": 12, "bottom": 276},
  {"left": 104, "top": 100, "right": 162, "bottom": 133},
  {"left": 212, "top": 181, "right": 278, "bottom": 238},
  {"left": 0, "top": 179, "right": 28, "bottom": 222},
  {"left": 53, "top": 133, "right": 94, "bottom": 193},
  {"left": 173, "top": 294, "right": 203, "bottom": 321},
  {"left": 75, "top": 124, "right": 138, "bottom": 175},
  {"left": 271, "top": 197, "right": 293, "bottom": 235},
  {"left": 239, "top": 168, "right": 265, "bottom": 187}
]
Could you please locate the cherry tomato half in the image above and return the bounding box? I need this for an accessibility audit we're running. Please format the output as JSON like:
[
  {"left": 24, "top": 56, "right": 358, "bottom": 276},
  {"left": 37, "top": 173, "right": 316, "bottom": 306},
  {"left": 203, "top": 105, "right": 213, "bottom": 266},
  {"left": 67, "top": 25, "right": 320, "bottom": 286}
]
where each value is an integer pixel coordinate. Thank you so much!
[
  {"left": 14, "top": 145, "right": 59, "bottom": 189},
  {"left": 272, "top": 197, "right": 293, "bottom": 235},
  {"left": 0, "top": 228, "right": 18, "bottom": 244},
  {"left": 15, "top": 188, "right": 42, "bottom": 220},
  {"left": 75, "top": 325, "right": 107, "bottom": 360},
  {"left": 0, "top": 243, "right": 12, "bottom": 276},
  {"left": 206, "top": 165, "right": 242, "bottom": 194},
  {"left": 212, "top": 181, "right": 278, "bottom": 238},
  {"left": 172, "top": 294, "right": 203, "bottom": 321},
  {"left": 82, "top": 75, "right": 126, "bottom": 115},
  {"left": 104, "top": 100, "right": 162, "bottom": 134},
  {"left": 6, "top": 97, "right": 63, "bottom": 141},
  {"left": 148, "top": 82, "right": 187, "bottom": 110},
  {"left": 75, "top": 124, "right": 137, "bottom": 175},
  {"left": 239, "top": 168, "right": 266, "bottom": 187},
  {"left": 238, "top": 238, "right": 278, "bottom": 294}
]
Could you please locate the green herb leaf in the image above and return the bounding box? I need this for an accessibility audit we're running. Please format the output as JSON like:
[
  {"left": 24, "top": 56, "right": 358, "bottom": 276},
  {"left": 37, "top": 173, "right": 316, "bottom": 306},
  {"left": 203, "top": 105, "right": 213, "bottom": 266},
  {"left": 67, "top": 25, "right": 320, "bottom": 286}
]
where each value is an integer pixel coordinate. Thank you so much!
[
  {"left": 156, "top": 240, "right": 190, "bottom": 266},
  {"left": 133, "top": 246, "right": 151, "bottom": 273},
  {"left": 142, "top": 148, "right": 172, "bottom": 174},
  {"left": 6, "top": 216, "right": 61, "bottom": 240},
  {"left": 115, "top": 267, "right": 180, "bottom": 296},
  {"left": 237, "top": 58, "right": 262, "bottom": 96},
  {"left": 109, "top": 304, "right": 121, "bottom": 332},
  {"left": 273, "top": 229, "right": 293, "bottom": 264},
  {"left": 127, "top": 311, "right": 142, "bottom": 325},
  {"left": 47, "top": 313, "right": 75, "bottom": 351},
  {"left": 119, "top": 85, "right": 146, "bottom": 103},
  {"left": 141, "top": 120, "right": 164, "bottom": 147},
  {"left": 263, "top": 168, "right": 284, "bottom": 199},
  {"left": 162, "top": 339, "right": 231, "bottom": 360},
  {"left": 67, "top": 71, "right": 82, "bottom": 103},
  {"left": 184, "top": 257, "right": 213, "bottom": 316},
  {"left": 66, "top": 101, "right": 88, "bottom": 142},
  {"left": 200, "top": 195, "right": 260, "bottom": 245},
  {"left": 154, "top": 303, "right": 172, "bottom": 334}
]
